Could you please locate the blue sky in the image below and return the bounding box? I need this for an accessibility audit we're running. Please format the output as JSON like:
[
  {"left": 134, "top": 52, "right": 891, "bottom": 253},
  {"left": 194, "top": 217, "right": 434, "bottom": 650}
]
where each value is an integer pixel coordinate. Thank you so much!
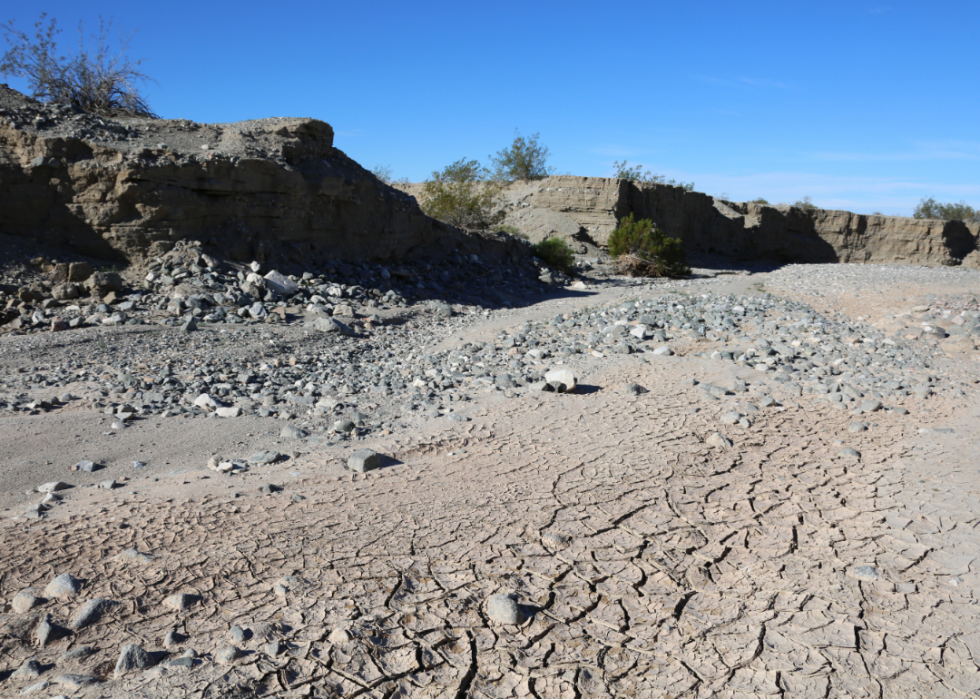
[{"left": 3, "top": 1, "right": 978, "bottom": 215}]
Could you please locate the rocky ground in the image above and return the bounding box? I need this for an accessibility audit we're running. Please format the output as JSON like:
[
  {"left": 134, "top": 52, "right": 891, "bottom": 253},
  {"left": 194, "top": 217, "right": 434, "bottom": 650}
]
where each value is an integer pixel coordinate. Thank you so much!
[{"left": 1, "top": 251, "right": 979, "bottom": 698}]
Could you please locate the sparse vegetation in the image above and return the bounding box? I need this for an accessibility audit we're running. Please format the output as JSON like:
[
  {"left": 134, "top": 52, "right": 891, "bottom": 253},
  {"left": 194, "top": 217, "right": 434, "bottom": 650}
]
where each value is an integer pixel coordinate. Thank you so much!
[
  {"left": 793, "top": 196, "right": 817, "bottom": 211},
  {"left": 489, "top": 130, "right": 554, "bottom": 181},
  {"left": 607, "top": 213, "right": 690, "bottom": 278},
  {"left": 750, "top": 197, "right": 770, "bottom": 205},
  {"left": 531, "top": 237, "right": 576, "bottom": 274},
  {"left": 494, "top": 223, "right": 527, "bottom": 239},
  {"left": 419, "top": 158, "right": 504, "bottom": 230},
  {"left": 612, "top": 160, "right": 694, "bottom": 191},
  {"left": 1, "top": 13, "right": 157, "bottom": 117},
  {"left": 912, "top": 197, "right": 979, "bottom": 223},
  {"left": 371, "top": 165, "right": 393, "bottom": 183}
]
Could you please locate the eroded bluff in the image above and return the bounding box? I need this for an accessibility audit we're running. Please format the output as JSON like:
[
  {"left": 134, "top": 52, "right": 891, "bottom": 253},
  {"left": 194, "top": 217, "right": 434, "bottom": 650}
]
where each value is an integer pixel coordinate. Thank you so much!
[{"left": 0, "top": 85, "right": 526, "bottom": 268}]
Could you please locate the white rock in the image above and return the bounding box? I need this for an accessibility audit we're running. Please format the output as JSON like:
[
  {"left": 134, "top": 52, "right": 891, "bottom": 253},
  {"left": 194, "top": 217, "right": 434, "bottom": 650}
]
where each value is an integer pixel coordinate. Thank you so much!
[
  {"left": 193, "top": 394, "right": 219, "bottom": 411},
  {"left": 263, "top": 270, "right": 299, "bottom": 296},
  {"left": 652, "top": 346, "right": 673, "bottom": 356},
  {"left": 544, "top": 369, "right": 576, "bottom": 392},
  {"left": 37, "top": 481, "right": 70, "bottom": 493},
  {"left": 216, "top": 406, "right": 241, "bottom": 418}
]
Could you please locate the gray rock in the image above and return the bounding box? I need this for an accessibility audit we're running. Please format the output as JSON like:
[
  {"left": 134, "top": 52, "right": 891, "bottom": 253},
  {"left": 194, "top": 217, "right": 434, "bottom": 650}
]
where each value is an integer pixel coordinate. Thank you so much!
[
  {"left": 486, "top": 593, "right": 525, "bottom": 625},
  {"left": 37, "top": 482, "right": 71, "bottom": 494},
  {"left": 720, "top": 412, "right": 743, "bottom": 425},
  {"left": 848, "top": 422, "right": 868, "bottom": 433},
  {"left": 59, "top": 646, "right": 94, "bottom": 662},
  {"left": 860, "top": 399, "right": 882, "bottom": 413},
  {"left": 266, "top": 640, "right": 286, "bottom": 656},
  {"left": 652, "top": 346, "right": 673, "bottom": 356},
  {"left": 164, "top": 592, "right": 201, "bottom": 612},
  {"left": 229, "top": 625, "right": 248, "bottom": 643},
  {"left": 75, "top": 460, "right": 99, "bottom": 473},
  {"left": 849, "top": 565, "right": 880, "bottom": 581},
  {"left": 706, "top": 432, "right": 733, "bottom": 449},
  {"left": 44, "top": 573, "right": 80, "bottom": 599},
  {"left": 248, "top": 450, "right": 281, "bottom": 465},
  {"left": 215, "top": 646, "right": 239, "bottom": 664},
  {"left": 280, "top": 425, "right": 308, "bottom": 440},
  {"left": 12, "top": 588, "right": 41, "bottom": 613},
  {"left": 19, "top": 679, "right": 50, "bottom": 694},
  {"left": 36, "top": 614, "right": 71, "bottom": 647},
  {"left": 259, "top": 483, "right": 281, "bottom": 495},
  {"left": 308, "top": 317, "right": 355, "bottom": 335},
  {"left": 11, "top": 658, "right": 42, "bottom": 679},
  {"left": 623, "top": 383, "right": 648, "bottom": 396},
  {"left": 349, "top": 448, "right": 385, "bottom": 473},
  {"left": 53, "top": 673, "right": 98, "bottom": 690},
  {"left": 180, "top": 317, "right": 199, "bottom": 333},
  {"left": 164, "top": 630, "right": 186, "bottom": 648},
  {"left": 114, "top": 548, "right": 153, "bottom": 564},
  {"left": 114, "top": 643, "right": 153, "bottom": 677},
  {"left": 72, "top": 598, "right": 119, "bottom": 629},
  {"left": 838, "top": 447, "right": 861, "bottom": 459}
]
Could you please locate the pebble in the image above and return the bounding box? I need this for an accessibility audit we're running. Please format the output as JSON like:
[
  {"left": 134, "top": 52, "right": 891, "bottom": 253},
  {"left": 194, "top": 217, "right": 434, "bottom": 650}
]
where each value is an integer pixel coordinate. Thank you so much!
[
  {"left": 623, "top": 383, "right": 648, "bottom": 396},
  {"left": 280, "top": 425, "right": 308, "bottom": 439},
  {"left": 164, "top": 592, "right": 201, "bottom": 611},
  {"left": 114, "top": 643, "right": 153, "bottom": 677},
  {"left": 215, "top": 646, "right": 240, "bottom": 664},
  {"left": 543, "top": 368, "right": 576, "bottom": 393},
  {"left": 266, "top": 640, "right": 286, "bottom": 656},
  {"left": 248, "top": 450, "right": 281, "bottom": 465},
  {"left": 348, "top": 448, "right": 385, "bottom": 473},
  {"left": 838, "top": 447, "right": 861, "bottom": 459},
  {"left": 72, "top": 598, "right": 119, "bottom": 629},
  {"left": 229, "top": 625, "right": 248, "bottom": 643},
  {"left": 60, "top": 646, "right": 94, "bottom": 662},
  {"left": 164, "top": 630, "right": 187, "bottom": 648},
  {"left": 44, "top": 573, "right": 81, "bottom": 598},
  {"left": 486, "top": 593, "right": 525, "bottom": 625},
  {"left": 36, "top": 614, "right": 71, "bottom": 647},
  {"left": 12, "top": 588, "right": 41, "bottom": 613},
  {"left": 74, "top": 460, "right": 98, "bottom": 472}
]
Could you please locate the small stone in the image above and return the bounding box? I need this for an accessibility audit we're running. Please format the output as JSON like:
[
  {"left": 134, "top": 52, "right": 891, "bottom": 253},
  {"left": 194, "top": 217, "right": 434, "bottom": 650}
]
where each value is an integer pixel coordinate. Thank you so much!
[
  {"left": 860, "top": 399, "right": 882, "bottom": 413},
  {"left": 113, "top": 548, "right": 153, "bottom": 564},
  {"left": 706, "top": 432, "right": 733, "bottom": 449},
  {"left": 60, "top": 646, "right": 94, "bottom": 662},
  {"left": 44, "top": 573, "right": 81, "bottom": 598},
  {"left": 215, "top": 406, "right": 241, "bottom": 418},
  {"left": 215, "top": 646, "right": 239, "bottom": 664},
  {"left": 54, "top": 673, "right": 98, "bottom": 690},
  {"left": 543, "top": 368, "right": 576, "bottom": 393},
  {"left": 114, "top": 643, "right": 153, "bottom": 677},
  {"left": 180, "top": 317, "right": 198, "bottom": 333},
  {"left": 328, "top": 628, "right": 352, "bottom": 645},
  {"left": 193, "top": 393, "right": 219, "bottom": 411},
  {"left": 541, "top": 531, "right": 570, "bottom": 548},
  {"left": 74, "top": 460, "right": 98, "bottom": 472},
  {"left": 248, "top": 450, "right": 280, "bottom": 465},
  {"left": 12, "top": 588, "right": 41, "bottom": 613},
  {"left": 848, "top": 422, "right": 868, "bottom": 433},
  {"left": 348, "top": 448, "right": 386, "bottom": 473},
  {"left": 37, "top": 481, "right": 70, "bottom": 493},
  {"left": 164, "top": 630, "right": 186, "bottom": 648},
  {"left": 72, "top": 598, "right": 119, "bottom": 629},
  {"left": 19, "top": 680, "right": 49, "bottom": 694},
  {"left": 266, "top": 640, "right": 286, "bottom": 656},
  {"left": 849, "top": 565, "right": 880, "bottom": 581},
  {"left": 652, "top": 346, "right": 673, "bottom": 356},
  {"left": 486, "top": 593, "right": 525, "bottom": 625},
  {"left": 720, "top": 411, "right": 742, "bottom": 425},
  {"left": 280, "top": 425, "right": 308, "bottom": 440},
  {"left": 11, "top": 658, "right": 42, "bottom": 679},
  {"left": 36, "top": 614, "right": 71, "bottom": 647},
  {"left": 259, "top": 483, "right": 281, "bottom": 495},
  {"left": 229, "top": 625, "right": 248, "bottom": 643},
  {"left": 308, "top": 317, "right": 355, "bottom": 335},
  {"left": 623, "top": 383, "right": 648, "bottom": 396},
  {"left": 164, "top": 592, "right": 201, "bottom": 612},
  {"left": 838, "top": 447, "right": 861, "bottom": 459},
  {"left": 98, "top": 479, "right": 116, "bottom": 490}
]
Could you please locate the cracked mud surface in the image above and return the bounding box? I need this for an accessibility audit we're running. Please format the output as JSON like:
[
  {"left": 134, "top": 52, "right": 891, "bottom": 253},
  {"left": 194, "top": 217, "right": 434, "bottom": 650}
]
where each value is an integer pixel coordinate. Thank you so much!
[{"left": 1, "top": 268, "right": 979, "bottom": 698}]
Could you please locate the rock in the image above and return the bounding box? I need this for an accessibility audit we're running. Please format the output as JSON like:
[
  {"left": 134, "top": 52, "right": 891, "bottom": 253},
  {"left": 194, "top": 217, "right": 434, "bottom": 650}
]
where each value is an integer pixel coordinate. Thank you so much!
[
  {"left": 74, "top": 460, "right": 98, "bottom": 472},
  {"left": 349, "top": 448, "right": 385, "bottom": 473},
  {"left": 215, "top": 646, "right": 239, "bottom": 664},
  {"left": 113, "top": 548, "right": 153, "bottom": 564},
  {"left": 860, "top": 399, "right": 882, "bottom": 413},
  {"left": 216, "top": 406, "right": 241, "bottom": 418},
  {"left": 328, "top": 628, "right": 352, "bottom": 645},
  {"left": 706, "top": 432, "right": 733, "bottom": 449},
  {"left": 848, "top": 422, "right": 868, "bottom": 433},
  {"left": 544, "top": 368, "right": 576, "bottom": 393},
  {"left": 308, "top": 316, "right": 355, "bottom": 335},
  {"left": 229, "top": 625, "right": 249, "bottom": 643},
  {"left": 280, "top": 425, "right": 308, "bottom": 439},
  {"left": 180, "top": 316, "right": 199, "bottom": 332},
  {"left": 164, "top": 593, "right": 201, "bottom": 612},
  {"left": 266, "top": 640, "right": 286, "bottom": 656},
  {"left": 67, "top": 261, "right": 94, "bottom": 282},
  {"left": 486, "top": 593, "right": 525, "bottom": 625},
  {"left": 44, "top": 573, "right": 81, "bottom": 598},
  {"left": 623, "top": 383, "right": 648, "bottom": 396},
  {"left": 720, "top": 412, "right": 743, "bottom": 425},
  {"left": 259, "top": 483, "right": 281, "bottom": 495},
  {"left": 263, "top": 270, "right": 299, "bottom": 297},
  {"left": 37, "top": 481, "right": 70, "bottom": 493},
  {"left": 36, "top": 614, "right": 71, "bottom": 647},
  {"left": 11, "top": 658, "right": 42, "bottom": 679},
  {"left": 848, "top": 565, "right": 880, "bottom": 581},
  {"left": 114, "top": 643, "right": 153, "bottom": 677},
  {"left": 652, "top": 346, "right": 673, "bottom": 356},
  {"left": 72, "top": 598, "right": 119, "bottom": 629},
  {"left": 248, "top": 450, "right": 281, "bottom": 465},
  {"left": 60, "top": 646, "right": 94, "bottom": 662},
  {"left": 193, "top": 393, "right": 219, "bottom": 411},
  {"left": 12, "top": 588, "right": 41, "bottom": 613},
  {"left": 164, "top": 630, "right": 187, "bottom": 648},
  {"left": 332, "top": 419, "right": 356, "bottom": 433},
  {"left": 19, "top": 680, "right": 50, "bottom": 694},
  {"left": 541, "top": 531, "right": 570, "bottom": 548},
  {"left": 838, "top": 447, "right": 861, "bottom": 459},
  {"left": 54, "top": 673, "right": 99, "bottom": 690}
]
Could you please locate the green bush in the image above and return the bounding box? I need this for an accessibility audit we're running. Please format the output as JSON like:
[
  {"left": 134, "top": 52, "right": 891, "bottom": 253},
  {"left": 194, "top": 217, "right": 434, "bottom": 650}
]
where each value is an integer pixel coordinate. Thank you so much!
[
  {"left": 490, "top": 130, "right": 554, "bottom": 181},
  {"left": 612, "top": 160, "right": 694, "bottom": 191},
  {"left": 494, "top": 223, "right": 526, "bottom": 239},
  {"left": 792, "top": 196, "right": 817, "bottom": 211},
  {"left": 607, "top": 213, "right": 690, "bottom": 278},
  {"left": 531, "top": 237, "right": 575, "bottom": 274},
  {"left": 913, "top": 197, "right": 978, "bottom": 223},
  {"left": 420, "top": 158, "right": 504, "bottom": 230},
  {"left": 750, "top": 197, "right": 770, "bottom": 205}
]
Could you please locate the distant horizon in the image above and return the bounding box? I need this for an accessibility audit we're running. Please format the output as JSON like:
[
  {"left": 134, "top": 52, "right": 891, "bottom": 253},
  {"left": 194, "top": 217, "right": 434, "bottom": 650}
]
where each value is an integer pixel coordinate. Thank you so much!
[{"left": 2, "top": 1, "right": 977, "bottom": 217}]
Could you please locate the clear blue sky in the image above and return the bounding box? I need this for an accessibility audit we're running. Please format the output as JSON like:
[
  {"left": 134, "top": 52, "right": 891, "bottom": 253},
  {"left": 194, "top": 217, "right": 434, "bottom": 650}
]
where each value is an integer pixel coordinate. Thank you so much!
[{"left": 3, "top": 1, "right": 978, "bottom": 215}]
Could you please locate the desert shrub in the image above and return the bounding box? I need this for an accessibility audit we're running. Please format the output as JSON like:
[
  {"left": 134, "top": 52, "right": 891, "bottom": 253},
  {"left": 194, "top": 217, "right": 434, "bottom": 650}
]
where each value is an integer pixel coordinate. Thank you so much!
[
  {"left": 0, "top": 13, "right": 157, "bottom": 117},
  {"left": 494, "top": 223, "right": 526, "bottom": 239},
  {"left": 531, "top": 237, "right": 575, "bottom": 274},
  {"left": 750, "top": 197, "right": 770, "bottom": 205},
  {"left": 490, "top": 130, "right": 554, "bottom": 181},
  {"left": 420, "top": 158, "right": 503, "bottom": 229},
  {"left": 607, "top": 213, "right": 690, "bottom": 278},
  {"left": 371, "top": 164, "right": 393, "bottom": 183},
  {"left": 612, "top": 160, "right": 694, "bottom": 191},
  {"left": 912, "top": 197, "right": 978, "bottom": 223},
  {"left": 792, "top": 196, "right": 817, "bottom": 211}
]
